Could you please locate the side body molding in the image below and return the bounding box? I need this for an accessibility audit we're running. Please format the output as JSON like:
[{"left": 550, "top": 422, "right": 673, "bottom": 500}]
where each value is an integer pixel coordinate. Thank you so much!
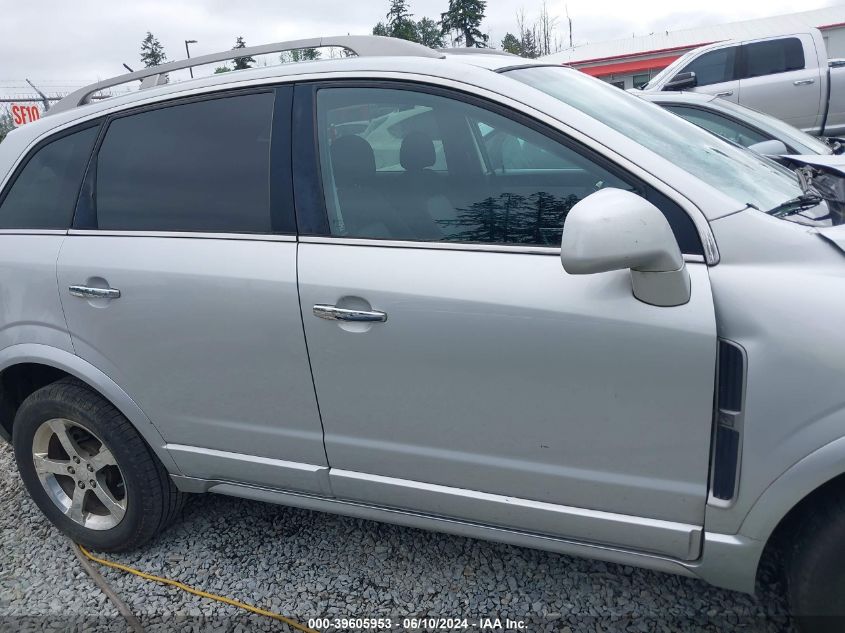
[{"left": 0, "top": 343, "right": 181, "bottom": 473}]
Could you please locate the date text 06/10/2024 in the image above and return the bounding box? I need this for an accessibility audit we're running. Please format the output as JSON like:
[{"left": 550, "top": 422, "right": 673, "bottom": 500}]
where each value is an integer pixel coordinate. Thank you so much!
[{"left": 306, "top": 617, "right": 528, "bottom": 630}]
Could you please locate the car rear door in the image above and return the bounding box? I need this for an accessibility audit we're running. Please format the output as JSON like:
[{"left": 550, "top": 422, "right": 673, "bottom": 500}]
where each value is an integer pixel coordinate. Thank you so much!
[
  {"left": 56, "top": 87, "right": 330, "bottom": 494},
  {"left": 737, "top": 35, "right": 823, "bottom": 131},
  {"left": 294, "top": 81, "right": 717, "bottom": 560}
]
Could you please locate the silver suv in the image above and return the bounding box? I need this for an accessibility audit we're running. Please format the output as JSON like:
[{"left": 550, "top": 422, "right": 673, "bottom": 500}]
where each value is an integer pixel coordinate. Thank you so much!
[{"left": 2, "top": 36, "right": 844, "bottom": 629}]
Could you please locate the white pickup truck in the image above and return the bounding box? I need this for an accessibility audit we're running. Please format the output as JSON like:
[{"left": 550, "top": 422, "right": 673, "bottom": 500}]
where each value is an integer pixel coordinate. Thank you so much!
[{"left": 643, "top": 28, "right": 845, "bottom": 137}]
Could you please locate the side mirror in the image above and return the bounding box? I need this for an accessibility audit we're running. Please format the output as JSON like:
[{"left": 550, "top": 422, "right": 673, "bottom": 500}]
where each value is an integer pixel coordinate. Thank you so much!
[
  {"left": 747, "top": 139, "right": 789, "bottom": 157},
  {"left": 561, "top": 188, "right": 691, "bottom": 307},
  {"left": 663, "top": 71, "right": 697, "bottom": 91}
]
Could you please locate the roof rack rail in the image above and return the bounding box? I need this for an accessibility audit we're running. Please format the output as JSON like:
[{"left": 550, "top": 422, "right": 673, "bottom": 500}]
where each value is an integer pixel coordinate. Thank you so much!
[
  {"left": 48, "top": 35, "right": 444, "bottom": 116},
  {"left": 437, "top": 48, "right": 518, "bottom": 57}
]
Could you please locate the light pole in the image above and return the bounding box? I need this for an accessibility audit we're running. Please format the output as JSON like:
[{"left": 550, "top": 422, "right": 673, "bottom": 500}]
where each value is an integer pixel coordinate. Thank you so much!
[{"left": 185, "top": 40, "right": 198, "bottom": 77}]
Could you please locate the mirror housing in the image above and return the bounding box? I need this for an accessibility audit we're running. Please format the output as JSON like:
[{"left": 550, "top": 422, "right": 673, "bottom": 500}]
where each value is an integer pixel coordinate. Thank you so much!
[
  {"left": 663, "top": 71, "right": 697, "bottom": 91},
  {"left": 747, "top": 139, "right": 789, "bottom": 157},
  {"left": 561, "top": 188, "right": 691, "bottom": 307}
]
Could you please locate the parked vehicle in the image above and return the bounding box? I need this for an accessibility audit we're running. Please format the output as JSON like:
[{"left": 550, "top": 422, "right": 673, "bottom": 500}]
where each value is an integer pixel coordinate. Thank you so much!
[
  {"left": 642, "top": 28, "right": 845, "bottom": 137},
  {"left": 632, "top": 91, "right": 845, "bottom": 221},
  {"left": 2, "top": 36, "right": 845, "bottom": 630},
  {"left": 636, "top": 90, "right": 839, "bottom": 156}
]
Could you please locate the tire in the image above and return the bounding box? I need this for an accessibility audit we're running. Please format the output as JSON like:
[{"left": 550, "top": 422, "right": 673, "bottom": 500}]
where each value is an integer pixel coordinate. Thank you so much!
[
  {"left": 12, "top": 377, "right": 185, "bottom": 551},
  {"left": 787, "top": 489, "right": 845, "bottom": 633}
]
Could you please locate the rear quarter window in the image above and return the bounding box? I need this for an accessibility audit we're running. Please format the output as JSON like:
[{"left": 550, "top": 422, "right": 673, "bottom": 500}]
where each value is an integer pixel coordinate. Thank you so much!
[{"left": 0, "top": 126, "right": 99, "bottom": 229}]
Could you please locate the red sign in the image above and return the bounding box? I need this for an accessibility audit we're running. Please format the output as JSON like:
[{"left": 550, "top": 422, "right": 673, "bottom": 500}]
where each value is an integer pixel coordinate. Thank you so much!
[{"left": 11, "top": 103, "right": 41, "bottom": 127}]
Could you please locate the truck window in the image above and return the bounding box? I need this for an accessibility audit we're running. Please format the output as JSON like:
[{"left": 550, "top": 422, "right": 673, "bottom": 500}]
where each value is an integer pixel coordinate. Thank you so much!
[
  {"left": 742, "top": 38, "right": 805, "bottom": 78},
  {"left": 679, "top": 46, "right": 738, "bottom": 87}
]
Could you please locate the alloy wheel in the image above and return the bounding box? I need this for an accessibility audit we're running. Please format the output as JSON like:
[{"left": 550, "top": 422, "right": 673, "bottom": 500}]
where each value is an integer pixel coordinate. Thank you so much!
[{"left": 31, "top": 418, "right": 127, "bottom": 530}]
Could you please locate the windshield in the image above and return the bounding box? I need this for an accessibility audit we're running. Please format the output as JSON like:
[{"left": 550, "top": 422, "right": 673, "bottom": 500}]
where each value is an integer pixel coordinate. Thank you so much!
[
  {"left": 715, "top": 99, "right": 832, "bottom": 155},
  {"left": 642, "top": 52, "right": 696, "bottom": 89},
  {"left": 503, "top": 66, "right": 803, "bottom": 213}
]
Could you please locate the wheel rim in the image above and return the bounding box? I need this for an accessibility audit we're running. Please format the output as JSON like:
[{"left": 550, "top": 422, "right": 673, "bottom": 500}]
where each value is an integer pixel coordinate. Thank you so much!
[{"left": 31, "top": 418, "right": 127, "bottom": 531}]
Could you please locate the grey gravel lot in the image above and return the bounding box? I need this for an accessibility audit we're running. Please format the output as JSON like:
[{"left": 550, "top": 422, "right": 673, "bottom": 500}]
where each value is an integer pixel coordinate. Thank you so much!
[{"left": 1, "top": 442, "right": 794, "bottom": 633}]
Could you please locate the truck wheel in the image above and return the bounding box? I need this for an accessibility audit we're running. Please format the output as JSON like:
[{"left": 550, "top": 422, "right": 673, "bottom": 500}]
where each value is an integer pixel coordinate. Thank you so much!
[
  {"left": 787, "top": 489, "right": 845, "bottom": 633},
  {"left": 12, "top": 377, "right": 185, "bottom": 551}
]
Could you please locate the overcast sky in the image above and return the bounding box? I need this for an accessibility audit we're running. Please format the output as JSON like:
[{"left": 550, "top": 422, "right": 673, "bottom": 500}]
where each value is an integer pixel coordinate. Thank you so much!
[{"left": 0, "top": 0, "right": 840, "bottom": 93}]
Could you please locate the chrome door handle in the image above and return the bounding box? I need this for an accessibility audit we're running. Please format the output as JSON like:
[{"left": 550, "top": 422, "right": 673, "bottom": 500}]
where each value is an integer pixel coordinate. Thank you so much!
[
  {"left": 69, "top": 285, "right": 121, "bottom": 299},
  {"left": 715, "top": 90, "right": 734, "bottom": 97},
  {"left": 313, "top": 304, "right": 387, "bottom": 323},
  {"left": 794, "top": 79, "right": 815, "bottom": 86}
]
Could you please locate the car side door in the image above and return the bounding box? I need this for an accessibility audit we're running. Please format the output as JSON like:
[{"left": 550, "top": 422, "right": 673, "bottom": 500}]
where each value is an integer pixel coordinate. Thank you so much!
[
  {"left": 56, "top": 88, "right": 330, "bottom": 494},
  {"left": 737, "top": 35, "right": 823, "bottom": 131},
  {"left": 294, "top": 81, "right": 717, "bottom": 561},
  {"left": 679, "top": 45, "right": 741, "bottom": 102}
]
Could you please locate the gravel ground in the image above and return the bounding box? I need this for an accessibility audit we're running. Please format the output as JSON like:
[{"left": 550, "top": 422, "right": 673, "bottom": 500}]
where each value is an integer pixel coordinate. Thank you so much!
[{"left": 1, "top": 442, "right": 795, "bottom": 633}]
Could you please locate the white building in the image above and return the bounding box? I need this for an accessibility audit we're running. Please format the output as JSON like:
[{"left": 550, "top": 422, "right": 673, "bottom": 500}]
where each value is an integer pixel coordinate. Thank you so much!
[{"left": 544, "top": 6, "right": 845, "bottom": 90}]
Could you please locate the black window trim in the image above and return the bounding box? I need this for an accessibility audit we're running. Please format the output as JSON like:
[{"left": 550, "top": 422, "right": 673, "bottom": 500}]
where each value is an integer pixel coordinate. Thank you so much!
[
  {"left": 291, "top": 78, "right": 704, "bottom": 257},
  {"left": 0, "top": 119, "right": 103, "bottom": 232},
  {"left": 72, "top": 86, "right": 296, "bottom": 235}
]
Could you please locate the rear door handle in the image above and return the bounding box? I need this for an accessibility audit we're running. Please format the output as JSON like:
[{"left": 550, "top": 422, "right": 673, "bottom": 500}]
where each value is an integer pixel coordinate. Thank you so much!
[
  {"left": 794, "top": 79, "right": 815, "bottom": 86},
  {"left": 715, "top": 90, "right": 734, "bottom": 97},
  {"left": 69, "top": 285, "right": 121, "bottom": 299},
  {"left": 313, "top": 304, "right": 387, "bottom": 323}
]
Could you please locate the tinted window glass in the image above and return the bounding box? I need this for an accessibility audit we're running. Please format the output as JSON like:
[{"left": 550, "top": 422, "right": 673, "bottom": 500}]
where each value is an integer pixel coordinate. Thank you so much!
[
  {"left": 743, "top": 38, "right": 805, "bottom": 78},
  {"left": 316, "top": 87, "right": 639, "bottom": 247},
  {"left": 96, "top": 92, "right": 273, "bottom": 232},
  {"left": 680, "top": 46, "right": 737, "bottom": 86},
  {"left": 663, "top": 105, "right": 770, "bottom": 148},
  {"left": 0, "top": 126, "right": 98, "bottom": 229}
]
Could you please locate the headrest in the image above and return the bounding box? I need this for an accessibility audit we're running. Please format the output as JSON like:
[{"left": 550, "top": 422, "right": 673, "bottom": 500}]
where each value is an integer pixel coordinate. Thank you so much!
[
  {"left": 331, "top": 135, "right": 376, "bottom": 186},
  {"left": 400, "top": 131, "right": 436, "bottom": 172}
]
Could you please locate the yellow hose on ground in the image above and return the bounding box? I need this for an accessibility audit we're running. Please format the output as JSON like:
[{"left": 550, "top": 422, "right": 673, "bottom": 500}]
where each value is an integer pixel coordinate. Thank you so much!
[{"left": 77, "top": 545, "right": 319, "bottom": 633}]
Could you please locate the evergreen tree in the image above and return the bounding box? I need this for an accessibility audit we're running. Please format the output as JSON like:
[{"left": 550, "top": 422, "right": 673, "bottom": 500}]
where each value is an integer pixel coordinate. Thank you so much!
[
  {"left": 140, "top": 32, "right": 167, "bottom": 67},
  {"left": 520, "top": 27, "right": 539, "bottom": 58},
  {"left": 416, "top": 17, "right": 444, "bottom": 48},
  {"left": 372, "top": 22, "right": 390, "bottom": 36},
  {"left": 232, "top": 36, "right": 256, "bottom": 70},
  {"left": 386, "top": 0, "right": 419, "bottom": 42},
  {"left": 501, "top": 32, "right": 521, "bottom": 55},
  {"left": 440, "top": 0, "right": 488, "bottom": 48},
  {"left": 0, "top": 110, "right": 14, "bottom": 144},
  {"left": 214, "top": 65, "right": 232, "bottom": 73},
  {"left": 281, "top": 48, "right": 321, "bottom": 63}
]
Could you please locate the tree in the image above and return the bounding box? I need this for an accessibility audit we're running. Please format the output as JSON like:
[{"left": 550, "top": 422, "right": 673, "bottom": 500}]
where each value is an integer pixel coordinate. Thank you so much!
[
  {"left": 140, "top": 32, "right": 167, "bottom": 67},
  {"left": 0, "top": 110, "right": 14, "bottom": 144},
  {"left": 416, "top": 17, "right": 444, "bottom": 48},
  {"left": 387, "top": 0, "right": 419, "bottom": 41},
  {"left": 440, "top": 0, "right": 488, "bottom": 48},
  {"left": 501, "top": 32, "right": 522, "bottom": 55},
  {"left": 513, "top": 8, "right": 539, "bottom": 58},
  {"left": 280, "top": 48, "right": 321, "bottom": 63},
  {"left": 372, "top": 21, "right": 390, "bottom": 36},
  {"left": 232, "top": 36, "right": 255, "bottom": 70},
  {"left": 214, "top": 65, "right": 231, "bottom": 73}
]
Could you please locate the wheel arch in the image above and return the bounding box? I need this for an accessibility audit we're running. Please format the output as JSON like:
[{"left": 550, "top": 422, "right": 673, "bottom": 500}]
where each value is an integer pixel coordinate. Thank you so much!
[
  {"left": 0, "top": 344, "right": 181, "bottom": 474},
  {"left": 740, "top": 436, "right": 845, "bottom": 581}
]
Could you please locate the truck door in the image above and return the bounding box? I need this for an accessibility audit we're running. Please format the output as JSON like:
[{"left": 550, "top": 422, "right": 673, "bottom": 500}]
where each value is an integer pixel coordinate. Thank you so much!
[
  {"left": 681, "top": 44, "right": 741, "bottom": 102},
  {"left": 737, "top": 35, "right": 823, "bottom": 131}
]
